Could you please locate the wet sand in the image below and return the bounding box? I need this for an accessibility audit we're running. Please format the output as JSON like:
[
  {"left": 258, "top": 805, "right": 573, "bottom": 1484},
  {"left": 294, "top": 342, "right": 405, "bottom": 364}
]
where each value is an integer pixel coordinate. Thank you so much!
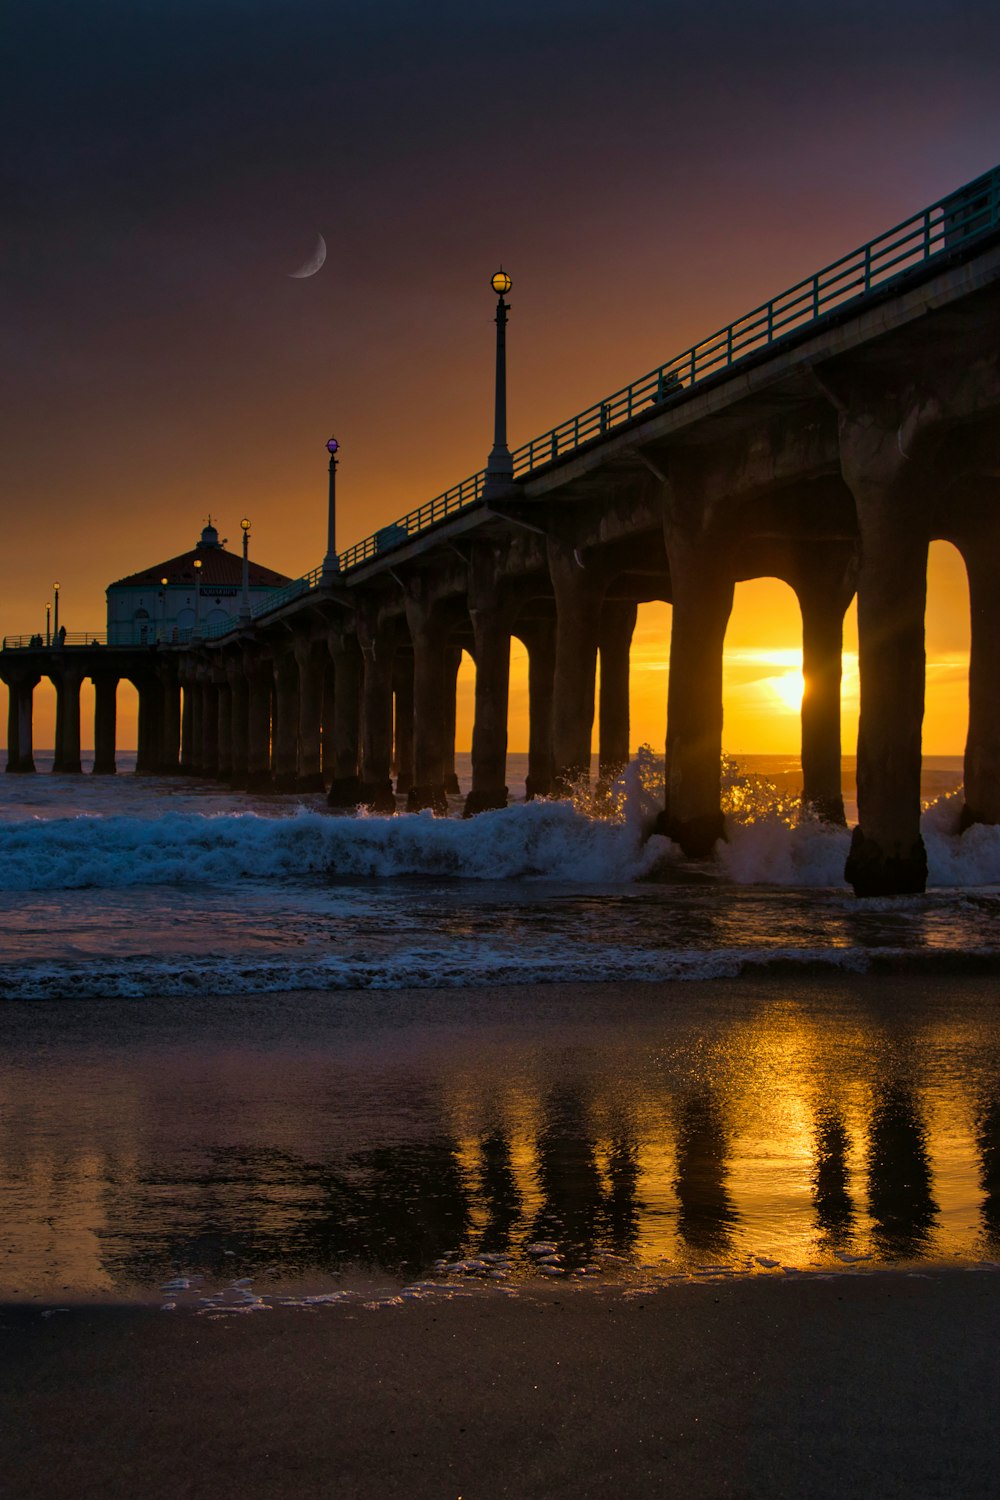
[{"left": 3, "top": 1268, "right": 999, "bottom": 1499}]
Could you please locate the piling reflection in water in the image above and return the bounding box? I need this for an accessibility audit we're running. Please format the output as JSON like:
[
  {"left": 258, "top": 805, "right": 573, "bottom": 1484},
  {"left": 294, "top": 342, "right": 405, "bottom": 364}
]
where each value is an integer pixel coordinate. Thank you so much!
[{"left": 1, "top": 977, "right": 1000, "bottom": 1299}]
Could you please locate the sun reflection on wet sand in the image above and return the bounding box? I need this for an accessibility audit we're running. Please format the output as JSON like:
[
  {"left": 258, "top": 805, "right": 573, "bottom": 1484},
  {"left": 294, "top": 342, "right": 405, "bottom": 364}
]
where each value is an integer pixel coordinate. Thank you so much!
[{"left": 1, "top": 977, "right": 999, "bottom": 1302}]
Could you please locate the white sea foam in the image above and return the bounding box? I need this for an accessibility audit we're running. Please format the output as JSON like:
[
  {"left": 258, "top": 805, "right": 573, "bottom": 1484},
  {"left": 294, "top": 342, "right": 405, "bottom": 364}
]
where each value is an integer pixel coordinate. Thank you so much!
[
  {"left": 0, "top": 774, "right": 998, "bottom": 898},
  {"left": 719, "top": 815, "right": 851, "bottom": 887},
  {"left": 718, "top": 791, "right": 1000, "bottom": 891},
  {"left": 0, "top": 800, "right": 676, "bottom": 893}
]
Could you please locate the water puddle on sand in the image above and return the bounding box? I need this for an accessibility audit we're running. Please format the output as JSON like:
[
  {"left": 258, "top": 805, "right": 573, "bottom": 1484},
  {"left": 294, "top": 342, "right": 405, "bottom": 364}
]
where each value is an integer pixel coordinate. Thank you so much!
[{"left": 3, "top": 973, "right": 1000, "bottom": 1305}]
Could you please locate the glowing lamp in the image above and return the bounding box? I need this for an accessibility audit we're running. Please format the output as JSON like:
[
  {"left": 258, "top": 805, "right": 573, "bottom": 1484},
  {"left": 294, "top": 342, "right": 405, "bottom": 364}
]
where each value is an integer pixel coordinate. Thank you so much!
[
  {"left": 160, "top": 577, "right": 168, "bottom": 587},
  {"left": 491, "top": 269, "right": 512, "bottom": 295},
  {"left": 240, "top": 517, "right": 251, "bottom": 532},
  {"left": 193, "top": 559, "right": 202, "bottom": 571},
  {"left": 53, "top": 581, "right": 61, "bottom": 592}
]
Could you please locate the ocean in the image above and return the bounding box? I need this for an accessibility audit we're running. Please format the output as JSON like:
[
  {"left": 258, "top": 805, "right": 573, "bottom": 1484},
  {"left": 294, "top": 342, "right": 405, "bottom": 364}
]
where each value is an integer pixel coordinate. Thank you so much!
[{"left": 2, "top": 751, "right": 1000, "bottom": 1308}]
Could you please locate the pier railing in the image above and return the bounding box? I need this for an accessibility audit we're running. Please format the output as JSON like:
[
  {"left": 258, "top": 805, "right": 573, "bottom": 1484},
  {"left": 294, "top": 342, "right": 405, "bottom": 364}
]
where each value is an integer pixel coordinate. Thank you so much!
[
  {"left": 184, "top": 164, "right": 1000, "bottom": 642},
  {"left": 508, "top": 168, "right": 1000, "bottom": 477},
  {"left": 2, "top": 632, "right": 108, "bottom": 651},
  {"left": 8, "top": 169, "right": 996, "bottom": 653},
  {"left": 329, "top": 165, "right": 999, "bottom": 577}
]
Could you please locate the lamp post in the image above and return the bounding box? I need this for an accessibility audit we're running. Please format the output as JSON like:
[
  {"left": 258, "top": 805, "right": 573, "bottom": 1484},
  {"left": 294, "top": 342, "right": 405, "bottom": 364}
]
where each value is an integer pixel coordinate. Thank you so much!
[
  {"left": 45, "top": 602, "right": 51, "bottom": 647},
  {"left": 159, "top": 577, "right": 169, "bottom": 642},
  {"left": 322, "top": 438, "right": 340, "bottom": 580},
  {"left": 240, "top": 518, "right": 252, "bottom": 624},
  {"left": 193, "top": 558, "right": 203, "bottom": 639},
  {"left": 53, "top": 582, "right": 61, "bottom": 643},
  {"left": 484, "top": 268, "right": 513, "bottom": 499}
]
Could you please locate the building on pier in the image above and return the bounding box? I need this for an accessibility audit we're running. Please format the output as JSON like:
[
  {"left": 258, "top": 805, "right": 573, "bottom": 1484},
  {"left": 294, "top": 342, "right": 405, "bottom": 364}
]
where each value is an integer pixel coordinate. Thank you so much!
[{"left": 106, "top": 522, "right": 291, "bottom": 645}]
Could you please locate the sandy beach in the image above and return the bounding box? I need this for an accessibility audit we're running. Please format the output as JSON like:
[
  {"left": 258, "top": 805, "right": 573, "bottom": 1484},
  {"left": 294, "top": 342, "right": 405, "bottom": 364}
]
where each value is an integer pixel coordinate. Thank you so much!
[
  {"left": 3, "top": 1268, "right": 998, "bottom": 1499},
  {"left": 3, "top": 973, "right": 1000, "bottom": 1496}
]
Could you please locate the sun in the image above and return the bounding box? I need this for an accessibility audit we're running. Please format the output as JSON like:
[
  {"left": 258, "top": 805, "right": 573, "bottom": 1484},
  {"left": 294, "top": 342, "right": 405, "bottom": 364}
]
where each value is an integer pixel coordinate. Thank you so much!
[{"left": 764, "top": 670, "right": 805, "bottom": 713}]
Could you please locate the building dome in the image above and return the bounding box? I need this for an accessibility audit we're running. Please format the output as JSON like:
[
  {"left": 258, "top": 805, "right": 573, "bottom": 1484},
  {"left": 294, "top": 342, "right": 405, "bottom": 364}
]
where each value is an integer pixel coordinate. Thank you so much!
[{"left": 198, "top": 522, "right": 221, "bottom": 549}]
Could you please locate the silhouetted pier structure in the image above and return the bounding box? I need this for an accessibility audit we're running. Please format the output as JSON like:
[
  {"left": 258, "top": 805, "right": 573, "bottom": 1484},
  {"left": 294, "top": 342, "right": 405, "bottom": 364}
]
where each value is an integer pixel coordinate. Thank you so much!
[{"left": 3, "top": 167, "right": 999, "bottom": 894}]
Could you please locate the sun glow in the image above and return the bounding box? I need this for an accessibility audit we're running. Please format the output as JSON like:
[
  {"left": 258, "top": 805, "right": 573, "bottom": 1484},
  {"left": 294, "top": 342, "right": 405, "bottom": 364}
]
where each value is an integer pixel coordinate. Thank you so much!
[{"left": 764, "top": 670, "right": 805, "bottom": 713}]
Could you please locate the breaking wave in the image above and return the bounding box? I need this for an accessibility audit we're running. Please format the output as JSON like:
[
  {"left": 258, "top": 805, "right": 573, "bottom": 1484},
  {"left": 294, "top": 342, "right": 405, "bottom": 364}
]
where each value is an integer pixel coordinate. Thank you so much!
[
  {"left": 0, "top": 800, "right": 674, "bottom": 893},
  {"left": 0, "top": 752, "right": 997, "bottom": 895}
]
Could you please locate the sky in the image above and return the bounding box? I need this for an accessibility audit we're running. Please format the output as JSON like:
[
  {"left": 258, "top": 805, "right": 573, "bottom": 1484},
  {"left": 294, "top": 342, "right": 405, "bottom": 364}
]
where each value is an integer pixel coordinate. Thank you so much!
[{"left": 2, "top": 0, "right": 998, "bottom": 754}]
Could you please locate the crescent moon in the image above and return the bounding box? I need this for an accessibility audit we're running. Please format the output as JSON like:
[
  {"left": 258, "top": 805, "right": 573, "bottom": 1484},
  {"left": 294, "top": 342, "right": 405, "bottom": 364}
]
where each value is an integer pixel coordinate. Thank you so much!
[{"left": 288, "top": 234, "right": 327, "bottom": 279}]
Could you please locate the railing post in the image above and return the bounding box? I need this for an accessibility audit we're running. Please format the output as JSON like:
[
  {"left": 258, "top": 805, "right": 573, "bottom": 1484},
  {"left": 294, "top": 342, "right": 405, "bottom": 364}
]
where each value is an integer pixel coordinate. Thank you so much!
[{"left": 863, "top": 244, "right": 872, "bottom": 292}]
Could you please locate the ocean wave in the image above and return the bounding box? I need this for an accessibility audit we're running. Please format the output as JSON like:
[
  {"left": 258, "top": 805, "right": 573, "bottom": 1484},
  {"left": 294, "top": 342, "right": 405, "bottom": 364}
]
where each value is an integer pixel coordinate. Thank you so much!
[
  {"left": 0, "top": 801, "right": 676, "bottom": 892},
  {"left": 2, "top": 772, "right": 999, "bottom": 895},
  {"left": 4, "top": 942, "right": 996, "bottom": 1001}
]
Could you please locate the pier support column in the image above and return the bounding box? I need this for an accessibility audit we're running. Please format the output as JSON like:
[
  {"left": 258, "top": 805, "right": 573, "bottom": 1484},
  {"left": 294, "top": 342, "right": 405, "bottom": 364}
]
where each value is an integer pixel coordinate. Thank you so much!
[
  {"left": 136, "top": 677, "right": 163, "bottom": 775},
  {"left": 466, "top": 548, "right": 513, "bottom": 815},
  {"left": 4, "top": 679, "right": 20, "bottom": 773},
  {"left": 321, "top": 659, "right": 336, "bottom": 780},
  {"left": 327, "top": 633, "right": 364, "bottom": 808},
  {"left": 18, "top": 679, "right": 37, "bottom": 773},
  {"left": 92, "top": 675, "right": 117, "bottom": 774},
  {"left": 245, "top": 653, "right": 273, "bottom": 790},
  {"left": 180, "top": 673, "right": 196, "bottom": 773},
  {"left": 943, "top": 494, "right": 1000, "bottom": 830},
  {"left": 199, "top": 676, "right": 219, "bottom": 777},
  {"left": 598, "top": 599, "right": 637, "bottom": 787},
  {"left": 158, "top": 672, "right": 181, "bottom": 773},
  {"left": 392, "top": 652, "right": 414, "bottom": 795},
  {"left": 404, "top": 590, "right": 449, "bottom": 814},
  {"left": 293, "top": 637, "right": 326, "bottom": 792},
  {"left": 962, "top": 528, "right": 1000, "bottom": 828},
  {"left": 358, "top": 613, "right": 396, "bottom": 812},
  {"left": 53, "top": 668, "right": 83, "bottom": 774},
  {"left": 216, "top": 677, "right": 233, "bottom": 781},
  {"left": 272, "top": 651, "right": 299, "bottom": 790},
  {"left": 658, "top": 509, "right": 734, "bottom": 856},
  {"left": 189, "top": 679, "right": 205, "bottom": 776},
  {"left": 443, "top": 646, "right": 462, "bottom": 797},
  {"left": 227, "top": 659, "right": 249, "bottom": 788},
  {"left": 517, "top": 619, "right": 555, "bottom": 800},
  {"left": 840, "top": 398, "right": 936, "bottom": 896},
  {"left": 4, "top": 675, "right": 38, "bottom": 772},
  {"left": 466, "top": 616, "right": 510, "bottom": 816},
  {"left": 548, "top": 538, "right": 606, "bottom": 793},
  {"left": 794, "top": 548, "right": 856, "bottom": 825}
]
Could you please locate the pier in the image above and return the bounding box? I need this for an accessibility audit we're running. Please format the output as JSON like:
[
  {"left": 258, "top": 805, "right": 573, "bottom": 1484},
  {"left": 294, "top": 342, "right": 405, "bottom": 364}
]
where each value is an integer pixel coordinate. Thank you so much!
[{"left": 3, "top": 168, "right": 999, "bottom": 895}]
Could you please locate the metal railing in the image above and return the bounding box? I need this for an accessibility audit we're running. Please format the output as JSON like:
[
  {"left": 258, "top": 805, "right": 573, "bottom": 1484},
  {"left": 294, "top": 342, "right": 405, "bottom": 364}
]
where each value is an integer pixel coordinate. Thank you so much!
[
  {"left": 326, "top": 165, "right": 998, "bottom": 572},
  {"left": 170, "top": 164, "right": 1000, "bottom": 637},
  {"left": 509, "top": 167, "right": 1000, "bottom": 478},
  {"left": 339, "top": 469, "right": 486, "bottom": 572},
  {"left": 2, "top": 632, "right": 108, "bottom": 651},
  {"left": 9, "top": 169, "right": 995, "bottom": 653}
]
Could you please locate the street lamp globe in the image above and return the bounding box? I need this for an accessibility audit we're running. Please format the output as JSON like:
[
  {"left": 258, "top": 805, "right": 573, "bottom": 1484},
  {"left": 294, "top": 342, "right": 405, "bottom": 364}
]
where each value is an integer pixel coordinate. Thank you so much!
[
  {"left": 53, "top": 581, "right": 61, "bottom": 592},
  {"left": 326, "top": 437, "right": 339, "bottom": 455},
  {"left": 491, "top": 269, "right": 512, "bottom": 295},
  {"left": 240, "top": 517, "right": 251, "bottom": 533}
]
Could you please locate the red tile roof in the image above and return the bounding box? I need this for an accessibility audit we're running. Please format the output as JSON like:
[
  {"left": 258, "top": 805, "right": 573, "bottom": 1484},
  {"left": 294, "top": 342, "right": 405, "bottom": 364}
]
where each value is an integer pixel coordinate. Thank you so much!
[{"left": 109, "top": 546, "right": 292, "bottom": 591}]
